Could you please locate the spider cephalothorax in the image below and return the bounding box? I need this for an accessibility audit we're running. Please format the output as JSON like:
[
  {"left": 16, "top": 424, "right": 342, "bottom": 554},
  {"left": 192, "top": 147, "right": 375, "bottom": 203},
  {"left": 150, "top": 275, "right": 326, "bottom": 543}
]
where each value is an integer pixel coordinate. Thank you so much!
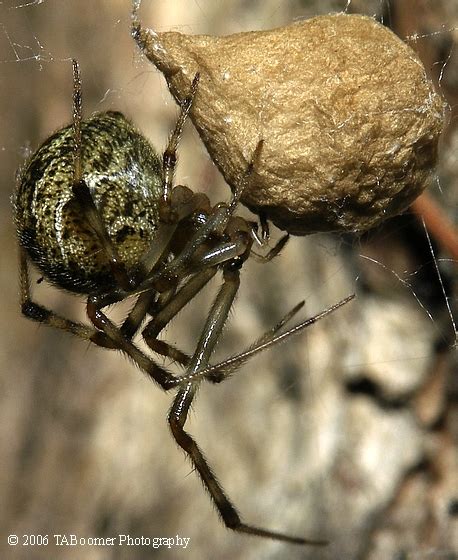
[{"left": 14, "top": 60, "right": 352, "bottom": 545}]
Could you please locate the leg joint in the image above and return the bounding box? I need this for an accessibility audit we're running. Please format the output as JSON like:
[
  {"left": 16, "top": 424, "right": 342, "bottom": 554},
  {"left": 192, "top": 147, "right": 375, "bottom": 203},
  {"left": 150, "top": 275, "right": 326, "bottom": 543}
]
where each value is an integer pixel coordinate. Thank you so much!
[{"left": 21, "top": 300, "right": 51, "bottom": 322}]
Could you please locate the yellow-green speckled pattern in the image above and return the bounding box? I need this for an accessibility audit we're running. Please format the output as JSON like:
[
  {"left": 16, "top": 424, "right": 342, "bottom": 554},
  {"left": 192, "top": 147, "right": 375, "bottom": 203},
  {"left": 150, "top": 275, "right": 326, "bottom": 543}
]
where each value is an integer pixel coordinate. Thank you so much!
[{"left": 14, "top": 111, "right": 163, "bottom": 293}]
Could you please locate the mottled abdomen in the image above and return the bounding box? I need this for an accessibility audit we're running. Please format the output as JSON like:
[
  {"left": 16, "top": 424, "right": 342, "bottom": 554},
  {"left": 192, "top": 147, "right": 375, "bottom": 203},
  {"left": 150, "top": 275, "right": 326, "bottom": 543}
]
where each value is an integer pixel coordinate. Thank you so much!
[{"left": 14, "top": 111, "right": 163, "bottom": 293}]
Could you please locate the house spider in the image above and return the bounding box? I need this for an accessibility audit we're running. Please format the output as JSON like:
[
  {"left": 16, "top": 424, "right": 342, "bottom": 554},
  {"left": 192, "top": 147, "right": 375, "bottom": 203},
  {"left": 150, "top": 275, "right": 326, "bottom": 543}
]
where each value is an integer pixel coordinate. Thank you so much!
[{"left": 13, "top": 60, "right": 353, "bottom": 546}]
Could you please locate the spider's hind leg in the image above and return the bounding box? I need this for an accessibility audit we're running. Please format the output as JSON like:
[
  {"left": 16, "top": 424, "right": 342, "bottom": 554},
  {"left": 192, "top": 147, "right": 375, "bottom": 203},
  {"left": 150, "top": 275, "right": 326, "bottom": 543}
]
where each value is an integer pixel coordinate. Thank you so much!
[
  {"left": 167, "top": 266, "right": 327, "bottom": 545},
  {"left": 19, "top": 246, "right": 100, "bottom": 343},
  {"left": 161, "top": 73, "right": 200, "bottom": 207}
]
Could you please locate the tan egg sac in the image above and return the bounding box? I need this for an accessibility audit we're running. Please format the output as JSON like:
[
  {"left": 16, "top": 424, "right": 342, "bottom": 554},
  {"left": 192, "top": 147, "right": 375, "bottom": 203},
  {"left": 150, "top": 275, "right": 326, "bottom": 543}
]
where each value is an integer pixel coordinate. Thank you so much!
[{"left": 133, "top": 13, "right": 446, "bottom": 235}]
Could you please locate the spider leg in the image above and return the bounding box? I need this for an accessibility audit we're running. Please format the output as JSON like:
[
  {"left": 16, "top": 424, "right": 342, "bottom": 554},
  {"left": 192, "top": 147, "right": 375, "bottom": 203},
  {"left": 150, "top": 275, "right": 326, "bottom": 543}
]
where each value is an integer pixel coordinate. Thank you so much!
[
  {"left": 133, "top": 210, "right": 248, "bottom": 301},
  {"left": 18, "top": 246, "right": 102, "bottom": 342},
  {"left": 21, "top": 243, "right": 188, "bottom": 372},
  {"left": 168, "top": 268, "right": 326, "bottom": 545},
  {"left": 85, "top": 260, "right": 236, "bottom": 387},
  {"left": 142, "top": 206, "right": 242, "bottom": 293},
  {"left": 84, "top": 227, "right": 251, "bottom": 376},
  {"left": 147, "top": 339, "right": 190, "bottom": 366},
  {"left": 19, "top": 244, "right": 167, "bottom": 353},
  {"left": 71, "top": 63, "right": 198, "bottom": 294},
  {"left": 141, "top": 223, "right": 253, "bottom": 363},
  {"left": 178, "top": 294, "right": 356, "bottom": 385},
  {"left": 141, "top": 267, "right": 217, "bottom": 366},
  {"left": 71, "top": 59, "right": 83, "bottom": 183},
  {"left": 71, "top": 184, "right": 213, "bottom": 348},
  {"left": 147, "top": 297, "right": 306, "bottom": 370},
  {"left": 135, "top": 138, "right": 261, "bottom": 295},
  {"left": 69, "top": 60, "right": 132, "bottom": 291},
  {"left": 129, "top": 222, "right": 177, "bottom": 285},
  {"left": 169, "top": 391, "right": 326, "bottom": 544},
  {"left": 86, "top": 294, "right": 180, "bottom": 390},
  {"left": 141, "top": 246, "right": 243, "bottom": 364},
  {"left": 144, "top": 268, "right": 217, "bottom": 340},
  {"left": 251, "top": 232, "right": 289, "bottom": 262},
  {"left": 162, "top": 74, "right": 199, "bottom": 205},
  {"left": 73, "top": 188, "right": 212, "bottom": 345},
  {"left": 131, "top": 185, "right": 212, "bottom": 286},
  {"left": 119, "top": 290, "right": 160, "bottom": 340}
]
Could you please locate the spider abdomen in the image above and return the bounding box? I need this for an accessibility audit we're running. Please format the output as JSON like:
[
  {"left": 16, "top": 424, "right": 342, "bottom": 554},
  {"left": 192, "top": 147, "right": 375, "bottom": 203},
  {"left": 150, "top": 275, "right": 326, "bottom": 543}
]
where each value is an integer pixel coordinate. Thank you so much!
[{"left": 14, "top": 111, "right": 163, "bottom": 294}]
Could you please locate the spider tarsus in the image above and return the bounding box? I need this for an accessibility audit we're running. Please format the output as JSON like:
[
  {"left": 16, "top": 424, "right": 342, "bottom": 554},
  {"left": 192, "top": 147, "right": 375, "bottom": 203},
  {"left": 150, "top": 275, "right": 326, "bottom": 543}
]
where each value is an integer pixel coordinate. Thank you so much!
[
  {"left": 232, "top": 523, "right": 328, "bottom": 547},
  {"left": 182, "top": 72, "right": 200, "bottom": 111}
]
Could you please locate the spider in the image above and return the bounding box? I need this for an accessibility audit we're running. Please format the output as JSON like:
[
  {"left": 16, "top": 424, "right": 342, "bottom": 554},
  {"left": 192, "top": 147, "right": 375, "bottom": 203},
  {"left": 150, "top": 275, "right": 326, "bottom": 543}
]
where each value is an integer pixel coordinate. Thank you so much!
[{"left": 13, "top": 59, "right": 353, "bottom": 546}]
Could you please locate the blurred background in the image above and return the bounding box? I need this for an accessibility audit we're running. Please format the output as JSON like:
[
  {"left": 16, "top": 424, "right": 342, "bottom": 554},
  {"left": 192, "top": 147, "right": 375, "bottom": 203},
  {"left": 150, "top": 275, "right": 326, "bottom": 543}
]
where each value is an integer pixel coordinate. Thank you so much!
[{"left": 0, "top": 1, "right": 456, "bottom": 559}]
